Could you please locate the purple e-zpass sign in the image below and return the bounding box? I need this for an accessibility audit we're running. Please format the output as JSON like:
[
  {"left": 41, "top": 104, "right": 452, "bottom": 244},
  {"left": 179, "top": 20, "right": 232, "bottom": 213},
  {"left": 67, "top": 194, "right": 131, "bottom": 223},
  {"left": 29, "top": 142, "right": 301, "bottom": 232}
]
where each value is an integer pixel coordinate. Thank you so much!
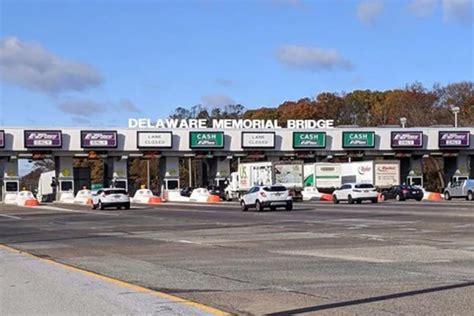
[
  {"left": 81, "top": 131, "right": 118, "bottom": 148},
  {"left": 0, "top": 130, "right": 4, "bottom": 148},
  {"left": 391, "top": 131, "right": 423, "bottom": 148},
  {"left": 439, "top": 131, "right": 470, "bottom": 147},
  {"left": 24, "top": 130, "right": 62, "bottom": 148}
]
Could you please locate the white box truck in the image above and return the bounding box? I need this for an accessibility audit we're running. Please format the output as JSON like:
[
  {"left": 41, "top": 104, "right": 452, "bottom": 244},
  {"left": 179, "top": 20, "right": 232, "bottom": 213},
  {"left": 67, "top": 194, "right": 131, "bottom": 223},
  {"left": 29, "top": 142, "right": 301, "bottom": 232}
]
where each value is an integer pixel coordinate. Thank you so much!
[
  {"left": 37, "top": 170, "right": 55, "bottom": 202},
  {"left": 311, "top": 160, "right": 400, "bottom": 190},
  {"left": 225, "top": 161, "right": 304, "bottom": 200},
  {"left": 340, "top": 161, "right": 400, "bottom": 189}
]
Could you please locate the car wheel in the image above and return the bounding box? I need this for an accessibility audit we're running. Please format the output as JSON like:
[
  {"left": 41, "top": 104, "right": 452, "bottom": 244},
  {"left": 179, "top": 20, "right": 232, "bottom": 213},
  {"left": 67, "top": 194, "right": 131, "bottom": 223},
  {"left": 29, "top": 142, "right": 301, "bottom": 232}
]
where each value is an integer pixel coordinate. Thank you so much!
[
  {"left": 285, "top": 201, "right": 293, "bottom": 211},
  {"left": 371, "top": 198, "right": 378, "bottom": 203},
  {"left": 466, "top": 191, "right": 473, "bottom": 201},
  {"left": 333, "top": 195, "right": 339, "bottom": 204},
  {"left": 416, "top": 198, "right": 423, "bottom": 201},
  {"left": 225, "top": 192, "right": 230, "bottom": 202},
  {"left": 348, "top": 195, "right": 354, "bottom": 204},
  {"left": 396, "top": 194, "right": 404, "bottom": 201},
  {"left": 270, "top": 206, "right": 277, "bottom": 211},
  {"left": 240, "top": 201, "right": 248, "bottom": 212},
  {"left": 444, "top": 192, "right": 451, "bottom": 200},
  {"left": 99, "top": 200, "right": 105, "bottom": 210},
  {"left": 356, "top": 200, "right": 362, "bottom": 204},
  {"left": 91, "top": 202, "right": 97, "bottom": 210},
  {"left": 256, "top": 200, "right": 264, "bottom": 212},
  {"left": 125, "top": 203, "right": 130, "bottom": 210}
]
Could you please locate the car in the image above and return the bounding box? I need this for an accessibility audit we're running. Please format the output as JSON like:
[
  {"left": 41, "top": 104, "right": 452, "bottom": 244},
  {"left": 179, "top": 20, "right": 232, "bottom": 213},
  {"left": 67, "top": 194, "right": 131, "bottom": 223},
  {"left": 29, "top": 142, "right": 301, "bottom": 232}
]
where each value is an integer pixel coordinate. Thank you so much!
[
  {"left": 444, "top": 179, "right": 474, "bottom": 201},
  {"left": 91, "top": 188, "right": 130, "bottom": 210},
  {"left": 333, "top": 183, "right": 378, "bottom": 204},
  {"left": 240, "top": 185, "right": 293, "bottom": 212},
  {"left": 180, "top": 187, "right": 195, "bottom": 197},
  {"left": 382, "top": 185, "right": 423, "bottom": 201}
]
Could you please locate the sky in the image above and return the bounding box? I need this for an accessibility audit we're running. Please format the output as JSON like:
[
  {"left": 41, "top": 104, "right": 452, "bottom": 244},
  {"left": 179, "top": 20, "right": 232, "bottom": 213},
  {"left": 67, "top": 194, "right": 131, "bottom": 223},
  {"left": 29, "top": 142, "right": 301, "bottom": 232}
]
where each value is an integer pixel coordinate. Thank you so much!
[{"left": 0, "top": 0, "right": 473, "bottom": 128}]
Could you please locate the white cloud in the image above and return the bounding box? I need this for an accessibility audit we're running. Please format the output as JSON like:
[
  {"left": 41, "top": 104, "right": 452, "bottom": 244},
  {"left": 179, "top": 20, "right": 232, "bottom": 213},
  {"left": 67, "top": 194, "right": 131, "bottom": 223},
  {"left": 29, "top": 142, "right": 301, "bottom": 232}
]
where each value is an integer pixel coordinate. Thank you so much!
[
  {"left": 276, "top": 45, "right": 353, "bottom": 71},
  {"left": 0, "top": 36, "right": 102, "bottom": 94},
  {"left": 443, "top": 0, "right": 472, "bottom": 24},
  {"left": 357, "top": 0, "right": 384, "bottom": 25},
  {"left": 56, "top": 98, "right": 106, "bottom": 117},
  {"left": 408, "top": 0, "right": 437, "bottom": 17},
  {"left": 201, "top": 94, "right": 236, "bottom": 107},
  {"left": 120, "top": 98, "right": 141, "bottom": 113}
]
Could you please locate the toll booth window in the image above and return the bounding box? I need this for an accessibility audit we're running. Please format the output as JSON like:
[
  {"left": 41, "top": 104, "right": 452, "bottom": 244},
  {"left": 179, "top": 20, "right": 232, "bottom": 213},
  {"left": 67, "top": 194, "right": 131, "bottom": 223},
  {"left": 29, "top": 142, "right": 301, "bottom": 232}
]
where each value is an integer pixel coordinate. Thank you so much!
[
  {"left": 5, "top": 182, "right": 18, "bottom": 192},
  {"left": 167, "top": 180, "right": 179, "bottom": 190},
  {"left": 115, "top": 181, "right": 127, "bottom": 189},
  {"left": 411, "top": 178, "right": 422, "bottom": 186},
  {"left": 61, "top": 181, "right": 73, "bottom": 191}
]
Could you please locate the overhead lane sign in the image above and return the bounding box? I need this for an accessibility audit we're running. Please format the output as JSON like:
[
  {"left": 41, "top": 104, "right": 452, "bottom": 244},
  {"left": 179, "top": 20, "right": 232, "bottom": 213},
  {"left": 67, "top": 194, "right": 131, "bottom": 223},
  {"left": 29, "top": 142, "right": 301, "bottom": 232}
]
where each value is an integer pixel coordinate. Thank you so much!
[
  {"left": 342, "top": 132, "right": 375, "bottom": 148},
  {"left": 391, "top": 131, "right": 423, "bottom": 148},
  {"left": 439, "top": 131, "right": 470, "bottom": 148},
  {"left": 242, "top": 132, "right": 275, "bottom": 148},
  {"left": 81, "top": 131, "right": 118, "bottom": 148},
  {"left": 137, "top": 132, "right": 172, "bottom": 148},
  {"left": 189, "top": 132, "right": 224, "bottom": 149},
  {"left": 293, "top": 132, "right": 326, "bottom": 149},
  {"left": 24, "top": 130, "right": 62, "bottom": 148}
]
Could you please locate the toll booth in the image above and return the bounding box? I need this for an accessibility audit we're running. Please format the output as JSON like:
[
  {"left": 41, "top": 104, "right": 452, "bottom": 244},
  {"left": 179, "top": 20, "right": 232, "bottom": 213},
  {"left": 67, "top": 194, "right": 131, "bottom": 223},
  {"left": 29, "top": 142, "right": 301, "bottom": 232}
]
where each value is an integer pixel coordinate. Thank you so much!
[
  {"left": 1, "top": 158, "right": 20, "bottom": 204},
  {"left": 55, "top": 156, "right": 75, "bottom": 202}
]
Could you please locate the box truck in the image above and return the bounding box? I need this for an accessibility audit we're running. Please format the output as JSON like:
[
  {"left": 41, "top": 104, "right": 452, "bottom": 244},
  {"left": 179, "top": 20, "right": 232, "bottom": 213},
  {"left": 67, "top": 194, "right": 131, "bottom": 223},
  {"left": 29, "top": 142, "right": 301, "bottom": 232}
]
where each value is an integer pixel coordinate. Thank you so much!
[
  {"left": 310, "top": 160, "right": 400, "bottom": 190},
  {"left": 225, "top": 161, "right": 304, "bottom": 200}
]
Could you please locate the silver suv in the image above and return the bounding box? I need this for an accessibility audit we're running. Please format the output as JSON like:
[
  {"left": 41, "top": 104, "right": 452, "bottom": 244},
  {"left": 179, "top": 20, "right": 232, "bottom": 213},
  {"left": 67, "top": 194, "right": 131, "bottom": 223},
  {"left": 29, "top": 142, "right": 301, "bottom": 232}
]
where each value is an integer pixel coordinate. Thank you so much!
[{"left": 444, "top": 179, "right": 474, "bottom": 201}]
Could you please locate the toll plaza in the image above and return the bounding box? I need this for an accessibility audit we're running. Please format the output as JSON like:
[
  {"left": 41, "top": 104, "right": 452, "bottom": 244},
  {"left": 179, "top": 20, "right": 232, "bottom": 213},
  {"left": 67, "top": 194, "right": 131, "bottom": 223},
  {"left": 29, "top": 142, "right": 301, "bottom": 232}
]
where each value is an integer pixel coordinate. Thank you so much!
[{"left": 0, "top": 126, "right": 473, "bottom": 202}]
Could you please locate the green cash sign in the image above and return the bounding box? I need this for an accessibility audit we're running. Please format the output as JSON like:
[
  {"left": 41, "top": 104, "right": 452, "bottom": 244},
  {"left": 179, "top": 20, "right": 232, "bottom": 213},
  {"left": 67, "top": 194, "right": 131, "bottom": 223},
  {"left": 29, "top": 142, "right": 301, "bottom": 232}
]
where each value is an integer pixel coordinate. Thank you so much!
[
  {"left": 189, "top": 132, "right": 224, "bottom": 149},
  {"left": 293, "top": 132, "right": 326, "bottom": 148},
  {"left": 343, "top": 131, "right": 375, "bottom": 148}
]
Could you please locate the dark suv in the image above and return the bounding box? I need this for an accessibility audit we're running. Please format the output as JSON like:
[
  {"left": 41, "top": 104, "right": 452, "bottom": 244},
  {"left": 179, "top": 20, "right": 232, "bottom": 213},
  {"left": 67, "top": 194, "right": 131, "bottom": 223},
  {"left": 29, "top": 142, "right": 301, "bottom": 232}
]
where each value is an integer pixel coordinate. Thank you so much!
[{"left": 383, "top": 185, "right": 423, "bottom": 201}]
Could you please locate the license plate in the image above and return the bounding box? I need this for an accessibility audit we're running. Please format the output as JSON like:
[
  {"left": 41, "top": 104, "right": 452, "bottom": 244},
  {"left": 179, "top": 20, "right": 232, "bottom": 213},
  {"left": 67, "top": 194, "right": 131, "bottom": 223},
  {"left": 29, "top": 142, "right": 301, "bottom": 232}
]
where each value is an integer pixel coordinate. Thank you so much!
[
  {"left": 113, "top": 195, "right": 121, "bottom": 199},
  {"left": 272, "top": 202, "right": 286, "bottom": 206},
  {"left": 364, "top": 190, "right": 369, "bottom": 193}
]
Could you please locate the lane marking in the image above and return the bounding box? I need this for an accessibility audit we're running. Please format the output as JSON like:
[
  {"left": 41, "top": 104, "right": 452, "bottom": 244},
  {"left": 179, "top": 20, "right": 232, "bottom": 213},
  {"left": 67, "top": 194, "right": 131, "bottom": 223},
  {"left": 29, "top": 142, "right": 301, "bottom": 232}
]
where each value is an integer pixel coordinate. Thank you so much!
[
  {"left": 0, "top": 214, "right": 22, "bottom": 220},
  {"left": 0, "top": 243, "right": 231, "bottom": 316}
]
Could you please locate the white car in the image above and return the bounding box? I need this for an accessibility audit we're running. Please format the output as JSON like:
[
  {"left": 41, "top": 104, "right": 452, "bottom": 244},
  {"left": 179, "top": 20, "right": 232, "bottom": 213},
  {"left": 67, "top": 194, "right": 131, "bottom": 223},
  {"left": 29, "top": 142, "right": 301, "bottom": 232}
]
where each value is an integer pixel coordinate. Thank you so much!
[
  {"left": 240, "top": 185, "right": 293, "bottom": 212},
  {"left": 91, "top": 188, "right": 130, "bottom": 210},
  {"left": 332, "top": 183, "right": 378, "bottom": 204}
]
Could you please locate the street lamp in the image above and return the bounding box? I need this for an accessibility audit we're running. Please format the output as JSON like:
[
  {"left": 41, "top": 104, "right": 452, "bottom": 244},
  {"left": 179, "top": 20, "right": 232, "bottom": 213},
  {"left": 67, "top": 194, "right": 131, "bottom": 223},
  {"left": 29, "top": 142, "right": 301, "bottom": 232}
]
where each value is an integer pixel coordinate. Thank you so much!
[
  {"left": 400, "top": 117, "right": 407, "bottom": 128},
  {"left": 450, "top": 106, "right": 460, "bottom": 128}
]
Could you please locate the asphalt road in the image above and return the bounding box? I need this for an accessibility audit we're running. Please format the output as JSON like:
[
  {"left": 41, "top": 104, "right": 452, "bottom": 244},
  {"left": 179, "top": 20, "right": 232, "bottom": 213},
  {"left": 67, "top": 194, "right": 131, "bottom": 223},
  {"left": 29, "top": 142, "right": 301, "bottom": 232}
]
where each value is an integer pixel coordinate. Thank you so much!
[{"left": 0, "top": 199, "right": 473, "bottom": 315}]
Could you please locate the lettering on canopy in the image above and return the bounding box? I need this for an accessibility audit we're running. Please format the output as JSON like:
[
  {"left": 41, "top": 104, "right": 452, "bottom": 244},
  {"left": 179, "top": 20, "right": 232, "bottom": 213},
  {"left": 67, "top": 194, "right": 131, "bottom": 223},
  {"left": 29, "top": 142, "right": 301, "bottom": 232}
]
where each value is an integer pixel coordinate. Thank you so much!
[{"left": 128, "top": 119, "right": 334, "bottom": 129}]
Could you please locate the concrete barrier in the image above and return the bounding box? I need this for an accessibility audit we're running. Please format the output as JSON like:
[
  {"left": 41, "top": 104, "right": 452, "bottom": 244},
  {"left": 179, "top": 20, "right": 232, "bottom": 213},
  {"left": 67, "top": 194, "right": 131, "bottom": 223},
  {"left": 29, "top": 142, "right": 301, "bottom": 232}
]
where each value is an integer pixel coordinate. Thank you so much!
[
  {"left": 15, "top": 191, "right": 39, "bottom": 207},
  {"left": 74, "top": 189, "right": 92, "bottom": 205},
  {"left": 59, "top": 192, "right": 75, "bottom": 204},
  {"left": 207, "top": 195, "right": 221, "bottom": 203}
]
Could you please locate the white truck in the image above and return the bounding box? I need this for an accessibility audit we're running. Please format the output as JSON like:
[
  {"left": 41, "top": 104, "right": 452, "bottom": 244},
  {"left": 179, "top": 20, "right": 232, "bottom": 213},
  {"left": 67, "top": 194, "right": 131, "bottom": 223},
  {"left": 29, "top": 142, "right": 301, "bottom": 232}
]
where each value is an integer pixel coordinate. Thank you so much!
[
  {"left": 309, "top": 160, "right": 400, "bottom": 190},
  {"left": 224, "top": 161, "right": 304, "bottom": 200},
  {"left": 37, "top": 170, "right": 56, "bottom": 202}
]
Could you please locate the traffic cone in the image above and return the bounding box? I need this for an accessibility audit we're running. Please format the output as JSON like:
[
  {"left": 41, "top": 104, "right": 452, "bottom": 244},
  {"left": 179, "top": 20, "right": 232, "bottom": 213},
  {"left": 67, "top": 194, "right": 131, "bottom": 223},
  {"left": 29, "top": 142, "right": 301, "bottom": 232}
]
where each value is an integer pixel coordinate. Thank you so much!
[
  {"left": 24, "top": 199, "right": 39, "bottom": 207},
  {"left": 148, "top": 196, "right": 163, "bottom": 204},
  {"left": 207, "top": 195, "right": 221, "bottom": 203}
]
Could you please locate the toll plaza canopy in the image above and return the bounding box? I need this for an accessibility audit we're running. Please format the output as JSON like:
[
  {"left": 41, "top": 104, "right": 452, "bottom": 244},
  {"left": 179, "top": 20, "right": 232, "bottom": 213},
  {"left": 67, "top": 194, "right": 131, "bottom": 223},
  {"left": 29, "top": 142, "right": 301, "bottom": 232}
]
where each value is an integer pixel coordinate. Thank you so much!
[{"left": 0, "top": 127, "right": 473, "bottom": 155}]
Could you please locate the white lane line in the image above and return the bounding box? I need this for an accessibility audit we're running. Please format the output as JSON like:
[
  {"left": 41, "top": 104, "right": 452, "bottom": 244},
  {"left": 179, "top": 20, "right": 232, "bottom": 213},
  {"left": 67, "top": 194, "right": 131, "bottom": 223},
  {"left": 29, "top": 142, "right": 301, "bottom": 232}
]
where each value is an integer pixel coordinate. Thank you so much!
[
  {"left": 0, "top": 214, "right": 22, "bottom": 220},
  {"left": 35, "top": 206, "right": 117, "bottom": 216}
]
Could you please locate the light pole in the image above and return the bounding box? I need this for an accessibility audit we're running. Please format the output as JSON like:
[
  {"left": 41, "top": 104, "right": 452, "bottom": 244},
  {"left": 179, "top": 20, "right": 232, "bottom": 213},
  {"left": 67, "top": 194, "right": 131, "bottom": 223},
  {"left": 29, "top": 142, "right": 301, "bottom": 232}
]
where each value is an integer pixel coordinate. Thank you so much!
[
  {"left": 450, "top": 106, "right": 460, "bottom": 128},
  {"left": 400, "top": 117, "right": 407, "bottom": 128}
]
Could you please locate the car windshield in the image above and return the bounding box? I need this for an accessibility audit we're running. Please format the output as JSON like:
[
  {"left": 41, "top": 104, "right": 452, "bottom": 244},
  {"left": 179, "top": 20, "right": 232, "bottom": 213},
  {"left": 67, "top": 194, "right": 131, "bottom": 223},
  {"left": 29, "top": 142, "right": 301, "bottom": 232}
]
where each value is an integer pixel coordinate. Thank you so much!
[
  {"left": 104, "top": 190, "right": 127, "bottom": 195},
  {"left": 400, "top": 185, "right": 415, "bottom": 190},
  {"left": 355, "top": 184, "right": 374, "bottom": 189},
  {"left": 263, "top": 186, "right": 286, "bottom": 192}
]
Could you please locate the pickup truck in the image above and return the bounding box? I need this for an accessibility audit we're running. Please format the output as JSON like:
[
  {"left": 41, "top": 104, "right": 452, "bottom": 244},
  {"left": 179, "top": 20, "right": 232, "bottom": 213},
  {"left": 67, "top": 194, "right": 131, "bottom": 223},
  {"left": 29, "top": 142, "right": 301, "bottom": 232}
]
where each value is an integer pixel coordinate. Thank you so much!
[{"left": 443, "top": 179, "right": 474, "bottom": 201}]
